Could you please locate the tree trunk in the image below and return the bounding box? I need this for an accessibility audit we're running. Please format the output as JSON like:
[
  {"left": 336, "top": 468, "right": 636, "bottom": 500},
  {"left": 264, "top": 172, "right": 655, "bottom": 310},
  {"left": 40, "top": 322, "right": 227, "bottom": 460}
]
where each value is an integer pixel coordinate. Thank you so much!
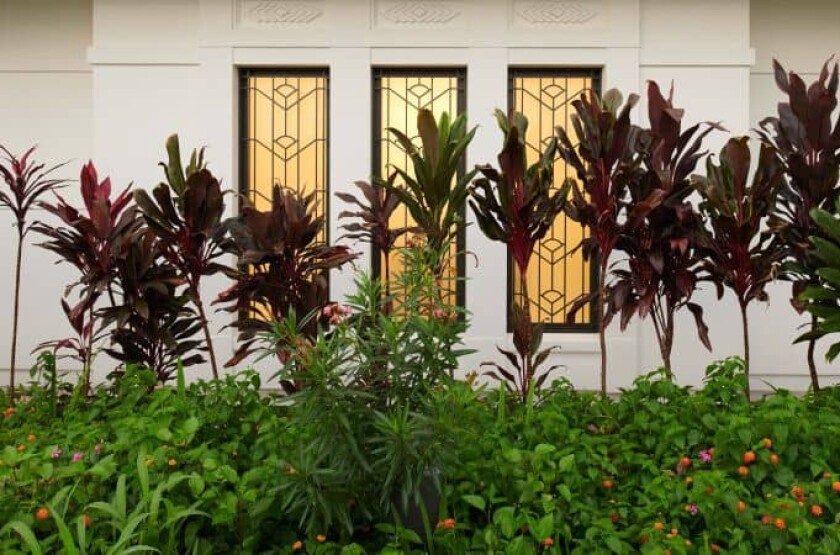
[
  {"left": 739, "top": 300, "right": 751, "bottom": 400},
  {"left": 194, "top": 290, "right": 219, "bottom": 380},
  {"left": 807, "top": 314, "right": 821, "bottom": 393},
  {"left": 598, "top": 259, "right": 608, "bottom": 396},
  {"left": 8, "top": 234, "right": 23, "bottom": 405}
]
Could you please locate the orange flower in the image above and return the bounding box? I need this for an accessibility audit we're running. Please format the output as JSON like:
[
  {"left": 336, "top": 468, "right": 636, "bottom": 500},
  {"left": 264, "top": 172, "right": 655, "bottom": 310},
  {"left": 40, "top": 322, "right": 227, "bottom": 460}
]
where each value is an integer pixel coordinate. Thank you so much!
[
  {"left": 3, "top": 407, "right": 14, "bottom": 418},
  {"left": 811, "top": 505, "right": 824, "bottom": 517},
  {"left": 770, "top": 454, "right": 779, "bottom": 465},
  {"left": 602, "top": 479, "right": 614, "bottom": 490},
  {"left": 711, "top": 544, "right": 721, "bottom": 552},
  {"left": 738, "top": 466, "right": 749, "bottom": 476},
  {"left": 774, "top": 517, "right": 786, "bottom": 530},
  {"left": 737, "top": 500, "right": 747, "bottom": 512},
  {"left": 316, "top": 534, "right": 326, "bottom": 543},
  {"left": 761, "top": 515, "right": 772, "bottom": 525},
  {"left": 762, "top": 438, "right": 773, "bottom": 449},
  {"left": 708, "top": 447, "right": 715, "bottom": 457},
  {"left": 444, "top": 518, "right": 456, "bottom": 529},
  {"left": 670, "top": 528, "right": 679, "bottom": 535},
  {"left": 26, "top": 433, "right": 35, "bottom": 442},
  {"left": 83, "top": 514, "right": 92, "bottom": 528},
  {"left": 16, "top": 444, "right": 24, "bottom": 453},
  {"left": 822, "top": 471, "right": 831, "bottom": 480},
  {"left": 654, "top": 521, "right": 665, "bottom": 530},
  {"left": 168, "top": 459, "right": 177, "bottom": 468},
  {"left": 292, "top": 540, "right": 303, "bottom": 551},
  {"left": 542, "top": 537, "right": 554, "bottom": 547},
  {"left": 684, "top": 476, "right": 693, "bottom": 485},
  {"left": 832, "top": 481, "right": 840, "bottom": 493},
  {"left": 679, "top": 457, "right": 692, "bottom": 468},
  {"left": 743, "top": 451, "right": 756, "bottom": 465},
  {"left": 35, "top": 507, "right": 49, "bottom": 521}
]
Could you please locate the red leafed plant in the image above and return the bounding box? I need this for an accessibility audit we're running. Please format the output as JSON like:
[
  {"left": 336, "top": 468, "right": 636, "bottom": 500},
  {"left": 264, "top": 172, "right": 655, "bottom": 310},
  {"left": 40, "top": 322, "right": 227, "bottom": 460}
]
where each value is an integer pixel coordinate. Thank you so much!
[
  {"left": 692, "top": 137, "right": 786, "bottom": 397},
  {"left": 33, "top": 162, "right": 138, "bottom": 393},
  {"left": 470, "top": 110, "right": 567, "bottom": 402},
  {"left": 758, "top": 58, "right": 840, "bottom": 392},
  {"left": 0, "top": 146, "right": 65, "bottom": 403},
  {"left": 336, "top": 173, "right": 415, "bottom": 301},
  {"left": 609, "top": 82, "right": 720, "bottom": 374},
  {"left": 216, "top": 184, "right": 356, "bottom": 391},
  {"left": 133, "top": 135, "right": 235, "bottom": 379},
  {"left": 557, "top": 89, "right": 642, "bottom": 394}
]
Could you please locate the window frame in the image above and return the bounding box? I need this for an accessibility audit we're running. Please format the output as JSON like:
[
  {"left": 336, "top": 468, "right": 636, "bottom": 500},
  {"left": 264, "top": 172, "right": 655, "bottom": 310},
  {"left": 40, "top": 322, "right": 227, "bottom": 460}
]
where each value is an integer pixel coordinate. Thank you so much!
[
  {"left": 507, "top": 66, "right": 602, "bottom": 333},
  {"left": 370, "top": 66, "right": 468, "bottom": 309}
]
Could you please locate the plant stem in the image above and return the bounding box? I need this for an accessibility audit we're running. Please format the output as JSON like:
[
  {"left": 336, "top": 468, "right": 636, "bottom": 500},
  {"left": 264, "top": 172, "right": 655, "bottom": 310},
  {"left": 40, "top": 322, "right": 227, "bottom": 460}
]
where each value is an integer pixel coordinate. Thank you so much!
[
  {"left": 807, "top": 314, "right": 820, "bottom": 393},
  {"left": 8, "top": 233, "right": 23, "bottom": 406},
  {"left": 193, "top": 289, "right": 219, "bottom": 380},
  {"left": 739, "top": 300, "right": 751, "bottom": 400},
  {"left": 598, "top": 258, "right": 608, "bottom": 396}
]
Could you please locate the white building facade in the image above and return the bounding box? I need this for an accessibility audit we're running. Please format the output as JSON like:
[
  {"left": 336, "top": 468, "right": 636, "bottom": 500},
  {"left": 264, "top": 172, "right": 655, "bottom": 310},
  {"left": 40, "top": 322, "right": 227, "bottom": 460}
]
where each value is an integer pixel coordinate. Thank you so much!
[{"left": 1, "top": 0, "right": 838, "bottom": 392}]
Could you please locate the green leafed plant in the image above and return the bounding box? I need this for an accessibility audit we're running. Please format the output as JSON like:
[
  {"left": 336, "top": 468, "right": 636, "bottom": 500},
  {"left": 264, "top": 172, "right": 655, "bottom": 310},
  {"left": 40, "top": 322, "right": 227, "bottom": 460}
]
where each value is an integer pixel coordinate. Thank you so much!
[
  {"left": 758, "top": 58, "right": 840, "bottom": 392},
  {"left": 384, "top": 109, "right": 477, "bottom": 277},
  {"left": 557, "top": 88, "right": 642, "bottom": 394},
  {"left": 0, "top": 146, "right": 65, "bottom": 404},
  {"left": 134, "top": 135, "right": 235, "bottom": 380},
  {"left": 469, "top": 110, "right": 567, "bottom": 401},
  {"left": 216, "top": 184, "right": 356, "bottom": 388},
  {"left": 692, "top": 137, "right": 786, "bottom": 397}
]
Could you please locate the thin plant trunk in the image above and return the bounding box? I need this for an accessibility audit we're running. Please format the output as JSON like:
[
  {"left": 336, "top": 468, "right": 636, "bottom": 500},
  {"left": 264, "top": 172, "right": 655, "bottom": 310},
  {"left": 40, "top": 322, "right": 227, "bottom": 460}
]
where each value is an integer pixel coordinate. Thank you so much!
[
  {"left": 8, "top": 232, "right": 23, "bottom": 405},
  {"left": 598, "top": 258, "right": 608, "bottom": 396},
  {"left": 807, "top": 314, "right": 821, "bottom": 393},
  {"left": 193, "top": 289, "right": 219, "bottom": 380},
  {"left": 739, "top": 300, "right": 751, "bottom": 400},
  {"left": 83, "top": 305, "right": 94, "bottom": 396}
]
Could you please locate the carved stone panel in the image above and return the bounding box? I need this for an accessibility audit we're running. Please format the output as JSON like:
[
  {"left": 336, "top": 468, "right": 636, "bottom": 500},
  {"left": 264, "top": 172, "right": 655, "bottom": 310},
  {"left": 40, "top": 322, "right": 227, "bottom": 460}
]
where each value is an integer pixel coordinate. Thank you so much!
[
  {"left": 512, "top": 0, "right": 603, "bottom": 28},
  {"left": 374, "top": 0, "right": 464, "bottom": 28},
  {"left": 237, "top": 0, "right": 325, "bottom": 28}
]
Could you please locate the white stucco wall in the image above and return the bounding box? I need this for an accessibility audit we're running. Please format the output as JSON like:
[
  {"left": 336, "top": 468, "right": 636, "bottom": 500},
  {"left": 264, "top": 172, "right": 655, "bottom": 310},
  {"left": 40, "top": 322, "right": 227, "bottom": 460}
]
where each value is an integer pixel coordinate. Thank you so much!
[{"left": 0, "top": 0, "right": 837, "bottom": 392}]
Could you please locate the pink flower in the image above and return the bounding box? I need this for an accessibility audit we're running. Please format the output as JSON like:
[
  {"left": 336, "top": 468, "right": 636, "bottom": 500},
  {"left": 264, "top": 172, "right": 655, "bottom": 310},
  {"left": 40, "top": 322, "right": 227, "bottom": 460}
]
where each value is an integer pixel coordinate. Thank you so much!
[
  {"left": 699, "top": 450, "right": 712, "bottom": 463},
  {"left": 50, "top": 448, "right": 63, "bottom": 460},
  {"left": 688, "top": 504, "right": 699, "bottom": 515},
  {"left": 72, "top": 452, "right": 83, "bottom": 462},
  {"left": 322, "top": 305, "right": 333, "bottom": 318}
]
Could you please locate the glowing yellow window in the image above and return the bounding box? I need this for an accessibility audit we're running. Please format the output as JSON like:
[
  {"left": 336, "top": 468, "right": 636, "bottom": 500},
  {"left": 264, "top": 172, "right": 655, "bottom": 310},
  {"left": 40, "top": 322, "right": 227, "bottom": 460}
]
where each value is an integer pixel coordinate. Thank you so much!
[
  {"left": 372, "top": 68, "right": 466, "bottom": 306},
  {"left": 240, "top": 69, "right": 328, "bottom": 242},
  {"left": 509, "top": 68, "right": 600, "bottom": 329}
]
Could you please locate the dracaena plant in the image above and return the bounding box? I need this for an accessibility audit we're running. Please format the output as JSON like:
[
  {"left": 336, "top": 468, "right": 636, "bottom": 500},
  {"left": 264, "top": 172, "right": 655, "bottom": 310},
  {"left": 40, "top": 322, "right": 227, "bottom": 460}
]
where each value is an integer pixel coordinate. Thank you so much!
[
  {"left": 799, "top": 200, "right": 840, "bottom": 364},
  {"left": 556, "top": 89, "right": 642, "bottom": 394},
  {"left": 384, "top": 109, "right": 477, "bottom": 278},
  {"left": 610, "top": 82, "right": 719, "bottom": 375},
  {"left": 0, "top": 146, "right": 65, "bottom": 404},
  {"left": 134, "top": 135, "right": 234, "bottom": 380},
  {"left": 469, "top": 110, "right": 567, "bottom": 401},
  {"left": 692, "top": 137, "right": 786, "bottom": 397},
  {"left": 99, "top": 229, "right": 204, "bottom": 382},
  {"left": 758, "top": 58, "right": 840, "bottom": 392},
  {"left": 216, "top": 184, "right": 356, "bottom": 391},
  {"left": 336, "top": 173, "right": 415, "bottom": 300},
  {"left": 33, "top": 162, "right": 137, "bottom": 393}
]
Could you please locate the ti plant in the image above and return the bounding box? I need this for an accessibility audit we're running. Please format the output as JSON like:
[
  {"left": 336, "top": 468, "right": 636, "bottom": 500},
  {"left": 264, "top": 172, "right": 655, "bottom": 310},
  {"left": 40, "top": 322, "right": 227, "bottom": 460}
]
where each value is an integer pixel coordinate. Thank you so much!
[
  {"left": 692, "top": 137, "right": 786, "bottom": 397},
  {"left": 800, "top": 199, "right": 840, "bottom": 364},
  {"left": 134, "top": 135, "right": 234, "bottom": 379},
  {"left": 0, "top": 146, "right": 65, "bottom": 404},
  {"left": 100, "top": 229, "right": 205, "bottom": 382},
  {"left": 557, "top": 89, "right": 641, "bottom": 394},
  {"left": 469, "top": 109, "right": 567, "bottom": 401},
  {"left": 337, "top": 174, "right": 415, "bottom": 301},
  {"left": 217, "top": 184, "right": 356, "bottom": 390},
  {"left": 611, "top": 82, "right": 719, "bottom": 374},
  {"left": 34, "top": 162, "right": 138, "bottom": 394},
  {"left": 758, "top": 58, "right": 840, "bottom": 392},
  {"left": 384, "top": 109, "right": 477, "bottom": 278}
]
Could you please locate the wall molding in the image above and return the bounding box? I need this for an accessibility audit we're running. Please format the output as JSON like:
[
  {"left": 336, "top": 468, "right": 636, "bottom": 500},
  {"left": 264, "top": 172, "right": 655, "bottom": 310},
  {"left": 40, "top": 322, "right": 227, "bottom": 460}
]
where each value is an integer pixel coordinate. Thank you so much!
[
  {"left": 513, "top": 0, "right": 602, "bottom": 26},
  {"left": 374, "top": 0, "right": 463, "bottom": 27},
  {"left": 237, "top": 0, "right": 325, "bottom": 28}
]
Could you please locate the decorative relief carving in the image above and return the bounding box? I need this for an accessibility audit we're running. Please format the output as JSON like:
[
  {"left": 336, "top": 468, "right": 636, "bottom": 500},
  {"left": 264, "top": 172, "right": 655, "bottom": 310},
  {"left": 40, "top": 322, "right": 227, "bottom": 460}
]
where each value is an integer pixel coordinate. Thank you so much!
[
  {"left": 238, "top": 0, "right": 324, "bottom": 27},
  {"left": 514, "top": 1, "right": 600, "bottom": 26},
  {"left": 376, "top": 1, "right": 462, "bottom": 26}
]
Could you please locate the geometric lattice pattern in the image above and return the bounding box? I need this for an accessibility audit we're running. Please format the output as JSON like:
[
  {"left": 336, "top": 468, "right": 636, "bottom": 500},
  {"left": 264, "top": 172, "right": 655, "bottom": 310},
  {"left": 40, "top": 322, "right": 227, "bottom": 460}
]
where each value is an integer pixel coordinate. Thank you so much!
[
  {"left": 372, "top": 68, "right": 466, "bottom": 307},
  {"left": 240, "top": 68, "right": 329, "bottom": 243},
  {"left": 509, "top": 68, "right": 600, "bottom": 329}
]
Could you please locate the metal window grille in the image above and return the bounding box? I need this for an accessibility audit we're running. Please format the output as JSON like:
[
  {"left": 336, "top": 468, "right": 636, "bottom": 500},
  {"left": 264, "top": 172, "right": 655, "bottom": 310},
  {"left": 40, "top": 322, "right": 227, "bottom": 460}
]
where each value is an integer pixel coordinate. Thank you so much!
[{"left": 508, "top": 67, "right": 601, "bottom": 331}]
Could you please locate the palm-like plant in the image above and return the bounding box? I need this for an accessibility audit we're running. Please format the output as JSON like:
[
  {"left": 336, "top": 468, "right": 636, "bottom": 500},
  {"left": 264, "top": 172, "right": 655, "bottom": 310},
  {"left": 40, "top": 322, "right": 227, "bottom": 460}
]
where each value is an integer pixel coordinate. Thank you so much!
[
  {"left": 469, "top": 110, "right": 568, "bottom": 401},
  {"left": 693, "top": 137, "right": 786, "bottom": 397},
  {"left": 0, "top": 146, "right": 65, "bottom": 404},
  {"left": 557, "top": 89, "right": 641, "bottom": 394},
  {"left": 134, "top": 135, "right": 234, "bottom": 379},
  {"left": 216, "top": 185, "right": 356, "bottom": 390},
  {"left": 758, "top": 58, "right": 840, "bottom": 392},
  {"left": 384, "top": 109, "right": 477, "bottom": 277}
]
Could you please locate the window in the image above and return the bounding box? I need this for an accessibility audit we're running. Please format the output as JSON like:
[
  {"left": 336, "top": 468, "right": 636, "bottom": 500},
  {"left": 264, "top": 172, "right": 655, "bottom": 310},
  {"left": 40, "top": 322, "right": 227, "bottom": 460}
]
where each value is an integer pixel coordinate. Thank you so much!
[
  {"left": 239, "top": 68, "right": 329, "bottom": 242},
  {"left": 372, "top": 68, "right": 467, "bottom": 306},
  {"left": 509, "top": 68, "right": 601, "bottom": 330}
]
